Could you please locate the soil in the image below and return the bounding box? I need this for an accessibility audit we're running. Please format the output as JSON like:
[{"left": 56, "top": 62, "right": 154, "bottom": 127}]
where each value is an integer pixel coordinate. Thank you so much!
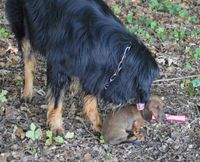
[{"left": 0, "top": 0, "right": 200, "bottom": 161}]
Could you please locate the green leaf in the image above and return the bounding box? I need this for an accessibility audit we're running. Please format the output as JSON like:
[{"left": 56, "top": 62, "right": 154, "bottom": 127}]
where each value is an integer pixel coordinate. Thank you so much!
[
  {"left": 184, "top": 62, "right": 192, "bottom": 71},
  {"left": 105, "top": 152, "right": 112, "bottom": 160},
  {"left": 0, "top": 28, "right": 10, "bottom": 38},
  {"left": 1, "top": 90, "right": 8, "bottom": 95},
  {"left": 194, "top": 48, "right": 200, "bottom": 59},
  {"left": 113, "top": 5, "right": 121, "bottom": 15},
  {"left": 150, "top": 21, "right": 157, "bottom": 30},
  {"left": 65, "top": 132, "right": 75, "bottom": 139},
  {"left": 26, "top": 130, "right": 35, "bottom": 141},
  {"left": 187, "top": 87, "right": 196, "bottom": 96},
  {"left": 35, "top": 128, "right": 42, "bottom": 140},
  {"left": 192, "top": 79, "right": 200, "bottom": 88},
  {"left": 46, "top": 130, "right": 53, "bottom": 138},
  {"left": 45, "top": 138, "right": 52, "bottom": 146},
  {"left": 179, "top": 10, "right": 189, "bottom": 18},
  {"left": 197, "top": 103, "right": 200, "bottom": 107},
  {"left": 188, "top": 16, "right": 197, "bottom": 23},
  {"left": 124, "top": 0, "right": 129, "bottom": 5},
  {"left": 54, "top": 136, "right": 64, "bottom": 144},
  {"left": 127, "top": 16, "right": 133, "bottom": 24},
  {"left": 30, "top": 123, "right": 36, "bottom": 131},
  {"left": 99, "top": 136, "right": 105, "bottom": 144}
]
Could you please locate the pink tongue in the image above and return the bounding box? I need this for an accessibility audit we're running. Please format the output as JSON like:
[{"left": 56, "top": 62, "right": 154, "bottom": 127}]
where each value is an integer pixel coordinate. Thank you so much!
[{"left": 136, "top": 103, "right": 145, "bottom": 111}]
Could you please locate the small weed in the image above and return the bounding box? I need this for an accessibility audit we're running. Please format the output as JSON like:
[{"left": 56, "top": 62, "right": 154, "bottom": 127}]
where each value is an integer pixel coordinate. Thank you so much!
[
  {"left": 113, "top": 5, "right": 121, "bottom": 15},
  {"left": 194, "top": 47, "right": 200, "bottom": 59},
  {"left": 0, "top": 27, "right": 10, "bottom": 38},
  {"left": 54, "top": 136, "right": 64, "bottom": 144},
  {"left": 99, "top": 136, "right": 105, "bottom": 144},
  {"left": 0, "top": 90, "right": 8, "bottom": 104},
  {"left": 184, "top": 62, "right": 192, "bottom": 71},
  {"left": 192, "top": 79, "right": 200, "bottom": 88},
  {"left": 124, "top": 0, "right": 129, "bottom": 5},
  {"left": 156, "top": 27, "right": 166, "bottom": 40},
  {"left": 180, "top": 79, "right": 199, "bottom": 96},
  {"left": 65, "top": 132, "right": 75, "bottom": 140},
  {"left": 45, "top": 130, "right": 53, "bottom": 146},
  {"left": 26, "top": 123, "right": 42, "bottom": 141},
  {"left": 126, "top": 15, "right": 133, "bottom": 24},
  {"left": 45, "top": 130, "right": 74, "bottom": 146},
  {"left": 174, "top": 29, "right": 186, "bottom": 40},
  {"left": 105, "top": 152, "right": 112, "bottom": 160},
  {"left": 179, "top": 9, "right": 189, "bottom": 18},
  {"left": 188, "top": 16, "right": 197, "bottom": 23}
]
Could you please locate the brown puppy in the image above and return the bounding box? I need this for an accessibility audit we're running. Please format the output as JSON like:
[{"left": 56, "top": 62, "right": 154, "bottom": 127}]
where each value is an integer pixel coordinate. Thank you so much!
[{"left": 102, "top": 96, "right": 164, "bottom": 145}]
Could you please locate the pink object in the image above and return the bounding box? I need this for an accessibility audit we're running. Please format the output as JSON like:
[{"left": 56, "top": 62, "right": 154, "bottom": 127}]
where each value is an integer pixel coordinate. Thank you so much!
[
  {"left": 136, "top": 103, "right": 145, "bottom": 111},
  {"left": 152, "top": 114, "right": 186, "bottom": 122}
]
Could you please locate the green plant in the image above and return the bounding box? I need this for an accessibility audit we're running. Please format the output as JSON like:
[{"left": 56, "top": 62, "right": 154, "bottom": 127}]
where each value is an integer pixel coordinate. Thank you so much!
[
  {"left": 127, "top": 15, "right": 133, "bottom": 24},
  {"left": 54, "top": 136, "right": 65, "bottom": 144},
  {"left": 156, "top": 27, "right": 166, "bottom": 40},
  {"left": 184, "top": 62, "right": 192, "bottom": 71},
  {"left": 188, "top": 16, "right": 197, "bottom": 24},
  {"left": 124, "top": 0, "right": 129, "bottom": 5},
  {"left": 0, "top": 28, "right": 10, "bottom": 38},
  {"left": 150, "top": 21, "right": 157, "bottom": 30},
  {"left": 26, "top": 123, "right": 42, "bottom": 141},
  {"left": 45, "top": 130, "right": 73, "bottom": 146},
  {"left": 0, "top": 90, "right": 8, "bottom": 104},
  {"left": 65, "top": 132, "right": 75, "bottom": 140},
  {"left": 179, "top": 9, "right": 189, "bottom": 18},
  {"left": 192, "top": 79, "right": 200, "bottom": 88},
  {"left": 99, "top": 136, "right": 105, "bottom": 144},
  {"left": 194, "top": 47, "right": 200, "bottom": 59},
  {"left": 45, "top": 130, "right": 53, "bottom": 146},
  {"left": 174, "top": 29, "right": 186, "bottom": 40},
  {"left": 113, "top": 5, "right": 121, "bottom": 15},
  {"left": 105, "top": 152, "right": 112, "bottom": 160}
]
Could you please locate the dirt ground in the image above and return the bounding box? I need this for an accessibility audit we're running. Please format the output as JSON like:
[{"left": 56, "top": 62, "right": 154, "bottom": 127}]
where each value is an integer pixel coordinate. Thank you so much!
[{"left": 0, "top": 0, "right": 200, "bottom": 161}]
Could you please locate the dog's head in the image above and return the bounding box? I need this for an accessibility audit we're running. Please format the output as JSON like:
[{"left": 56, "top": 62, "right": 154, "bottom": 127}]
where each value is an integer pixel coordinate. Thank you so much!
[{"left": 103, "top": 38, "right": 159, "bottom": 106}]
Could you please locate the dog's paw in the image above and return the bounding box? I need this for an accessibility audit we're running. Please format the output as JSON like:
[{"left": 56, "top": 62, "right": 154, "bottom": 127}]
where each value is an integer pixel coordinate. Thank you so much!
[
  {"left": 20, "top": 95, "right": 33, "bottom": 103},
  {"left": 51, "top": 127, "right": 64, "bottom": 136}
]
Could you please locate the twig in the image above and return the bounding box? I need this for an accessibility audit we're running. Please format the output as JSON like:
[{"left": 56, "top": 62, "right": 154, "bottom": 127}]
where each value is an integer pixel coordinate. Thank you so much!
[
  {"left": 154, "top": 74, "right": 200, "bottom": 83},
  {"left": 75, "top": 116, "right": 99, "bottom": 140}
]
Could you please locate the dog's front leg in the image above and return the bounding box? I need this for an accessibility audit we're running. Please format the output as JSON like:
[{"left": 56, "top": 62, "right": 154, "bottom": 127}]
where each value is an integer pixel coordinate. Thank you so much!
[
  {"left": 46, "top": 62, "right": 70, "bottom": 135},
  {"left": 83, "top": 95, "right": 102, "bottom": 132}
]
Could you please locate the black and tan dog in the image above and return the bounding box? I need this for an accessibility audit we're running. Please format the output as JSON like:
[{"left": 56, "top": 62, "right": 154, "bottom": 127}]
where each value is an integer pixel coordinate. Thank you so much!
[
  {"left": 102, "top": 96, "right": 164, "bottom": 145},
  {"left": 6, "top": 0, "right": 159, "bottom": 135}
]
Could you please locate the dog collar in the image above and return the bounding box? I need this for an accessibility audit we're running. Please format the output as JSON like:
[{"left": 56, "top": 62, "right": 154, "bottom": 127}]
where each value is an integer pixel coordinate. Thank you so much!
[
  {"left": 136, "top": 103, "right": 145, "bottom": 111},
  {"left": 104, "top": 45, "right": 131, "bottom": 90}
]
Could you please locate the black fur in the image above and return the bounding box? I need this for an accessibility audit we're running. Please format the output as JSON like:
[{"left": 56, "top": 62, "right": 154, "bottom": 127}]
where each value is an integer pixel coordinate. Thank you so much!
[{"left": 6, "top": 0, "right": 159, "bottom": 105}]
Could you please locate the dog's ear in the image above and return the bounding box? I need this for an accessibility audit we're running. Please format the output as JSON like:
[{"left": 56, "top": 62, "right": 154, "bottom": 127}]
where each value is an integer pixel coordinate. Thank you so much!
[{"left": 141, "top": 108, "right": 152, "bottom": 121}]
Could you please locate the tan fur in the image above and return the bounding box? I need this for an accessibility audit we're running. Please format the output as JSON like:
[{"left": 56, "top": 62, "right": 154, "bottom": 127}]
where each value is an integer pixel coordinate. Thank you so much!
[
  {"left": 47, "top": 100, "right": 64, "bottom": 135},
  {"left": 21, "top": 39, "right": 36, "bottom": 100},
  {"left": 83, "top": 95, "right": 102, "bottom": 132},
  {"left": 102, "top": 95, "right": 163, "bottom": 145}
]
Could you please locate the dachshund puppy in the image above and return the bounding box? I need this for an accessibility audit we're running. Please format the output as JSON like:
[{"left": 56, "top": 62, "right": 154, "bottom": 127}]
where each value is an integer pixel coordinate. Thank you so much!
[{"left": 102, "top": 96, "right": 164, "bottom": 145}]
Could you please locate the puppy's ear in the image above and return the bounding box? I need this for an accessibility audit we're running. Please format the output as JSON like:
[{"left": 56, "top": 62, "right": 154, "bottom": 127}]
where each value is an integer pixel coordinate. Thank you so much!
[{"left": 141, "top": 108, "right": 152, "bottom": 121}]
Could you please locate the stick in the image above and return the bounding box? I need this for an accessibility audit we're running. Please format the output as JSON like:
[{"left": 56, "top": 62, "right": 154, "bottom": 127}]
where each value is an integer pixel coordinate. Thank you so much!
[{"left": 154, "top": 74, "right": 200, "bottom": 83}]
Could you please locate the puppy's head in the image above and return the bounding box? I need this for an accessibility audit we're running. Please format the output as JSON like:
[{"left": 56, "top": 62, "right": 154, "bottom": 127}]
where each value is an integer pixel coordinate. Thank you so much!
[{"left": 147, "top": 95, "right": 164, "bottom": 121}]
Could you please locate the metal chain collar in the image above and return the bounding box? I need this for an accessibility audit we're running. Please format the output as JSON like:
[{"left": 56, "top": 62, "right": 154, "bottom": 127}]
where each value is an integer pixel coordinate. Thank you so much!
[{"left": 104, "top": 45, "right": 131, "bottom": 90}]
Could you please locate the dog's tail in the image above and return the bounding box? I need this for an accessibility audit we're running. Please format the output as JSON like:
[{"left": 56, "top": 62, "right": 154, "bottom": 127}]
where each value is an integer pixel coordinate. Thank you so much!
[{"left": 6, "top": 0, "right": 25, "bottom": 48}]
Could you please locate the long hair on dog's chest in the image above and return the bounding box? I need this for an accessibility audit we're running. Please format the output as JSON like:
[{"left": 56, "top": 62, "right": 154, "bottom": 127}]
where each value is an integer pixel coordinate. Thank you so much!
[{"left": 8, "top": 0, "right": 159, "bottom": 105}]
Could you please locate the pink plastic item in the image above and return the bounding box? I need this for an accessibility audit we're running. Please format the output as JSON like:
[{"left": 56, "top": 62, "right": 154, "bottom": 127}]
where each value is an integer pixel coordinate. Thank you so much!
[
  {"left": 152, "top": 114, "right": 186, "bottom": 123},
  {"left": 136, "top": 103, "right": 145, "bottom": 111}
]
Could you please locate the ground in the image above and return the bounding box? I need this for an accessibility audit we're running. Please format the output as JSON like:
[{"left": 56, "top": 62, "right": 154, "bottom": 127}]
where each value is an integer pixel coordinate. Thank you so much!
[{"left": 0, "top": 0, "right": 200, "bottom": 161}]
